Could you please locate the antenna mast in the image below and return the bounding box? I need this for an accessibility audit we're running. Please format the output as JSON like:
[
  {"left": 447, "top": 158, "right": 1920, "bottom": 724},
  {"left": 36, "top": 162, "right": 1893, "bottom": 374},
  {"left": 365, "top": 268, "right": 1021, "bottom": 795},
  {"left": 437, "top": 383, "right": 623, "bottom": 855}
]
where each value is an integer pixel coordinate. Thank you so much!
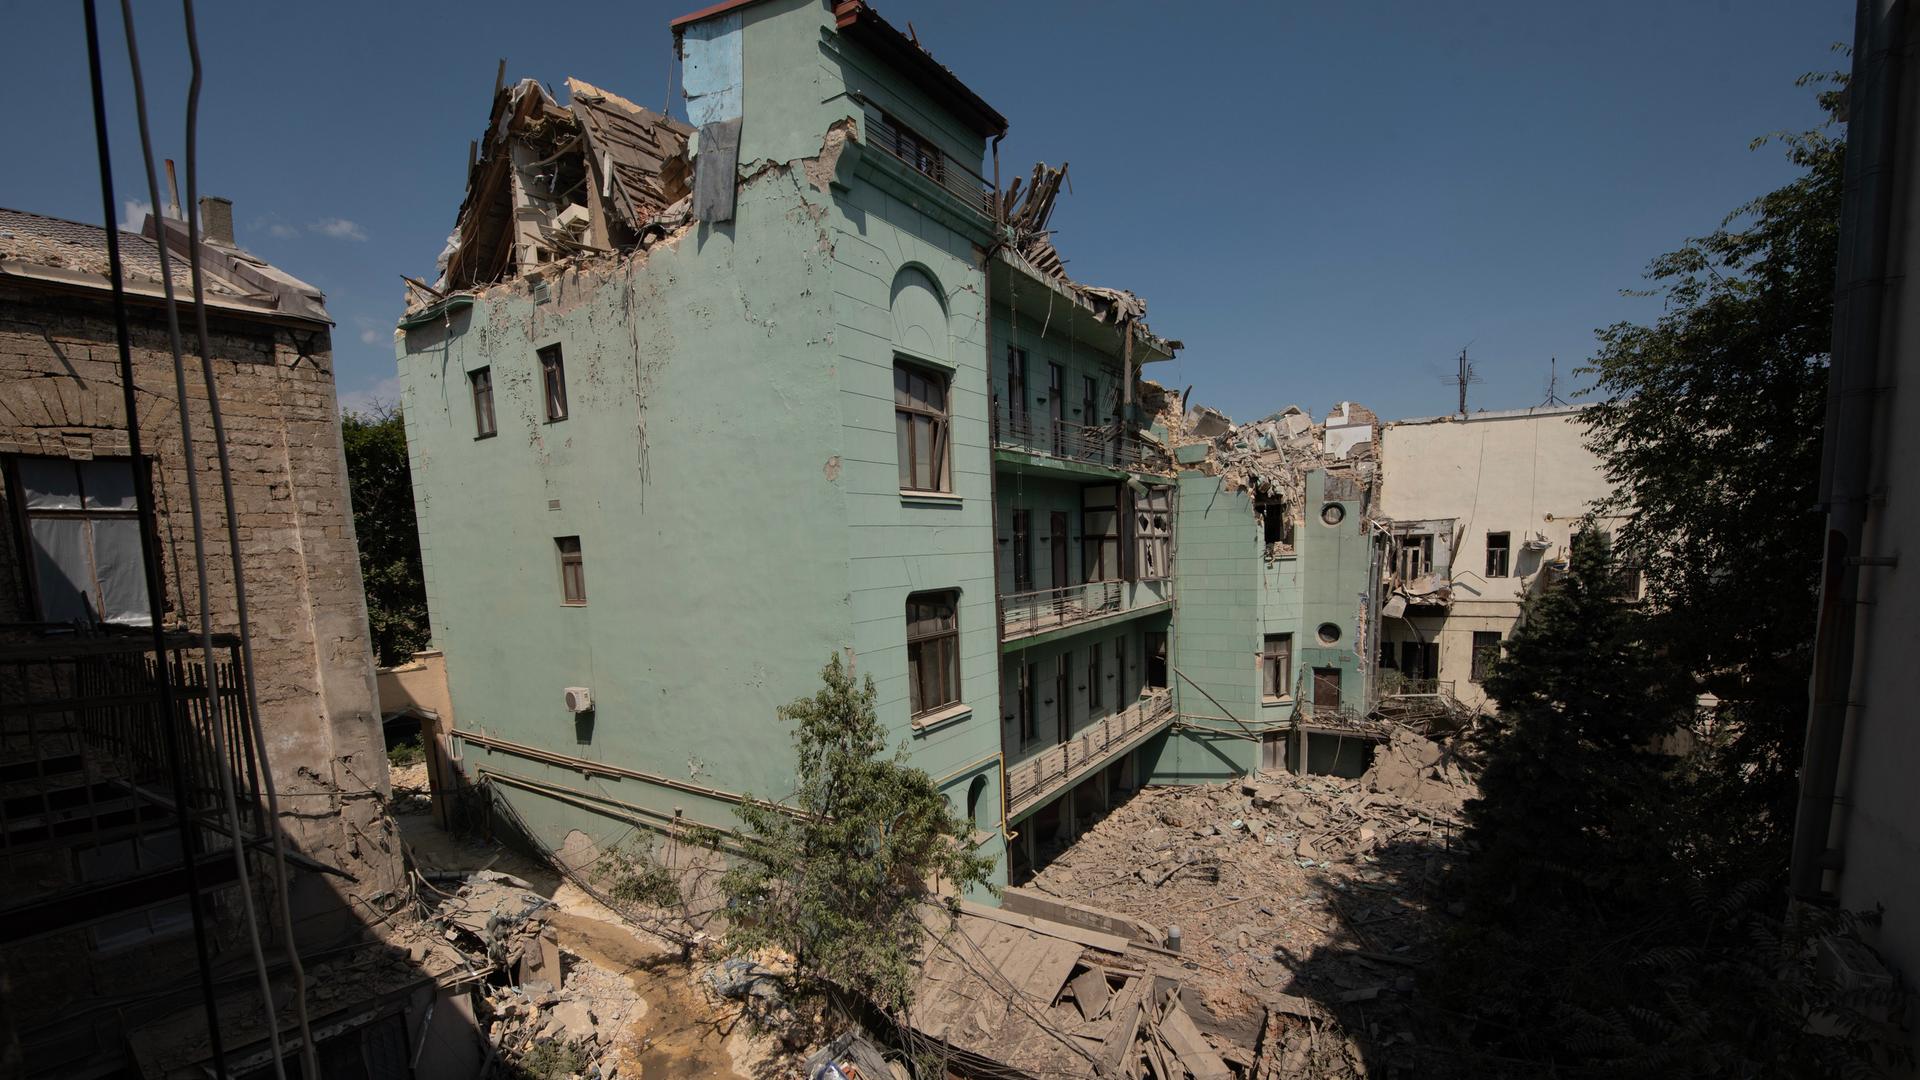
[{"left": 1541, "top": 357, "right": 1569, "bottom": 407}]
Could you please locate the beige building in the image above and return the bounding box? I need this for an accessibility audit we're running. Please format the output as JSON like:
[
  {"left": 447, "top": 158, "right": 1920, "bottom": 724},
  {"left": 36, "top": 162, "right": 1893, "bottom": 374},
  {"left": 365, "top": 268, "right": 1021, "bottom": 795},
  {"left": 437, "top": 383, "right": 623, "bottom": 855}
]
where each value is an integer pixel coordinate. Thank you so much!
[{"left": 1374, "top": 404, "right": 1615, "bottom": 714}]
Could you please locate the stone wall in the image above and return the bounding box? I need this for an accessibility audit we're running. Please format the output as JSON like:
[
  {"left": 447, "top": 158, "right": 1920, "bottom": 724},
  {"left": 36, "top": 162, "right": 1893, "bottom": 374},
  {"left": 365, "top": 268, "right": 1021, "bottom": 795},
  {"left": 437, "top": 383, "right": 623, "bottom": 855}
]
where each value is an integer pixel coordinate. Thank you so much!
[{"left": 0, "top": 281, "right": 403, "bottom": 1040}]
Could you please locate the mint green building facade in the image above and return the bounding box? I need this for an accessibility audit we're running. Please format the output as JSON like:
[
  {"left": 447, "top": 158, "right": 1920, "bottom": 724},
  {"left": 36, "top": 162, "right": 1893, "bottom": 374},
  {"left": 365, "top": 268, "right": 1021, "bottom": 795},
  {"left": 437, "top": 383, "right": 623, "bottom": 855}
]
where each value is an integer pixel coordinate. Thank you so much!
[{"left": 397, "top": 0, "right": 1188, "bottom": 892}]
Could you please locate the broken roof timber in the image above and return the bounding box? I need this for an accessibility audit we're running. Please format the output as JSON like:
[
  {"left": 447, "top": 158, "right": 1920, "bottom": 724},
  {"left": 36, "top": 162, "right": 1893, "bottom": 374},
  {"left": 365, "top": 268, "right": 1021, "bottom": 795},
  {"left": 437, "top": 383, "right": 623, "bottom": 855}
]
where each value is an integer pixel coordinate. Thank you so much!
[{"left": 992, "top": 251, "right": 1177, "bottom": 365}]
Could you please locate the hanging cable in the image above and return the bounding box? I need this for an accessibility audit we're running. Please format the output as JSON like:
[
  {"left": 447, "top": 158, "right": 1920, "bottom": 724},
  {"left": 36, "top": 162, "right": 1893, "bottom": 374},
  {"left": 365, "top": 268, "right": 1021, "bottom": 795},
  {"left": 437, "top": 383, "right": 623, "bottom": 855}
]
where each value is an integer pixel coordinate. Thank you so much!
[
  {"left": 81, "top": 3, "right": 230, "bottom": 1071},
  {"left": 115, "top": 3, "right": 285, "bottom": 1075},
  {"left": 175, "top": 1, "right": 321, "bottom": 1073}
]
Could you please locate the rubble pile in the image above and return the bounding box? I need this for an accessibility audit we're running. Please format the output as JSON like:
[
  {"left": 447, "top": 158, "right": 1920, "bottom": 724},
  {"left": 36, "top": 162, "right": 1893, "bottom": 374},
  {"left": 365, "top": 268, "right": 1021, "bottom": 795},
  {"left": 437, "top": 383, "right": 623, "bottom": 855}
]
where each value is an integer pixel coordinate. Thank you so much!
[{"left": 1028, "top": 726, "right": 1475, "bottom": 1077}]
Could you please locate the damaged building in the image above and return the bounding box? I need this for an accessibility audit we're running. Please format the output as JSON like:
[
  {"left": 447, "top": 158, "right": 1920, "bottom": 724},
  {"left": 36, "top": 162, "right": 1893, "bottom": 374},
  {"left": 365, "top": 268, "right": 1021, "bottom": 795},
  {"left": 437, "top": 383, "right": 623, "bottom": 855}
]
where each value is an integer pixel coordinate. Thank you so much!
[{"left": 0, "top": 205, "right": 440, "bottom": 1075}]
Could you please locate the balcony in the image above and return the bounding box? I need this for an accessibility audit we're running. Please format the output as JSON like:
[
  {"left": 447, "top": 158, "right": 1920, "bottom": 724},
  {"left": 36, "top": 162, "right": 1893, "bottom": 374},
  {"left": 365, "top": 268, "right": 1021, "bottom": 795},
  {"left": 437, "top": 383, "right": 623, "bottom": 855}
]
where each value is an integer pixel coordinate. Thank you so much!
[
  {"left": 1007, "top": 688, "right": 1172, "bottom": 819},
  {"left": 1000, "top": 579, "right": 1171, "bottom": 644},
  {"left": 0, "top": 633, "right": 272, "bottom": 942},
  {"left": 863, "top": 110, "right": 992, "bottom": 220},
  {"left": 992, "top": 409, "right": 1173, "bottom": 477}
]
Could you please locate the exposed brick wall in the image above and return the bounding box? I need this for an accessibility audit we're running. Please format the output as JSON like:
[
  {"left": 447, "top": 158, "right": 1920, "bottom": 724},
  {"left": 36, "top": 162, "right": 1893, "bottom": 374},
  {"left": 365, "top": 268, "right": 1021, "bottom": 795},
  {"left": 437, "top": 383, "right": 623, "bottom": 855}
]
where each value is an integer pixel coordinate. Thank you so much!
[{"left": 0, "top": 281, "right": 404, "bottom": 1049}]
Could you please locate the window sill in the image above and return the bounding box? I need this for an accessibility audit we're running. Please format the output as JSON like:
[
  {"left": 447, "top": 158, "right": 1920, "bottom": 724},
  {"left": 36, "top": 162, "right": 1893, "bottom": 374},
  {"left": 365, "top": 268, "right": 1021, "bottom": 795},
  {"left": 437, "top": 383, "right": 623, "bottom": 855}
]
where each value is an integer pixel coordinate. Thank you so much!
[
  {"left": 560, "top": 601, "right": 587, "bottom": 608},
  {"left": 911, "top": 702, "right": 971, "bottom": 733},
  {"left": 474, "top": 432, "right": 497, "bottom": 441},
  {"left": 1261, "top": 696, "right": 1293, "bottom": 707},
  {"left": 900, "top": 489, "right": 963, "bottom": 507}
]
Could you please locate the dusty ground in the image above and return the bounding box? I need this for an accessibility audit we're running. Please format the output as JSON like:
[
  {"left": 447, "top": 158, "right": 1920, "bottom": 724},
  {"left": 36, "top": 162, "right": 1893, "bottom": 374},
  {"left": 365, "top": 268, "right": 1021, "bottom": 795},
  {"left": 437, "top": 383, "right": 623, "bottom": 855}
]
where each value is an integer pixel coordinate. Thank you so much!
[
  {"left": 1027, "top": 728, "right": 1474, "bottom": 1077},
  {"left": 389, "top": 777, "right": 789, "bottom": 1079}
]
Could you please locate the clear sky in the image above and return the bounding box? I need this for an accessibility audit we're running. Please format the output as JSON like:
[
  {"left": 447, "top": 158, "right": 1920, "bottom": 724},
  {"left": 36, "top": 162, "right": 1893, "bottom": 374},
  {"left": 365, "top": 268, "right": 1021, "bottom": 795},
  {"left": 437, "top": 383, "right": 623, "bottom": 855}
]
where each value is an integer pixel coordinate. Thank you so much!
[{"left": 0, "top": 0, "right": 1850, "bottom": 422}]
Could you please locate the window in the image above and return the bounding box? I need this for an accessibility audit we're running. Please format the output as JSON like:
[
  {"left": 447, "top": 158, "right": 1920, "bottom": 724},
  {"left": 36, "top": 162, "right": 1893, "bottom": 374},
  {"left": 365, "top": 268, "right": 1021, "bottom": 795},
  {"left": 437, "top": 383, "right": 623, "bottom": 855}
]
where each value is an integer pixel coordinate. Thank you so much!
[
  {"left": 1047, "top": 362, "right": 1066, "bottom": 454},
  {"left": 469, "top": 367, "right": 496, "bottom": 438},
  {"left": 539, "top": 344, "right": 568, "bottom": 422},
  {"left": 1006, "top": 347, "right": 1028, "bottom": 423},
  {"left": 1134, "top": 486, "right": 1173, "bottom": 581},
  {"left": 1317, "top": 622, "right": 1341, "bottom": 644},
  {"left": 1258, "top": 499, "right": 1293, "bottom": 548},
  {"left": 906, "top": 591, "right": 961, "bottom": 717},
  {"left": 894, "top": 361, "right": 951, "bottom": 493},
  {"left": 1486, "top": 532, "right": 1510, "bottom": 578},
  {"left": 1396, "top": 533, "right": 1434, "bottom": 579},
  {"left": 1081, "top": 376, "right": 1097, "bottom": 425},
  {"left": 1015, "top": 663, "right": 1037, "bottom": 744},
  {"left": 1471, "top": 631, "right": 1502, "bottom": 683},
  {"left": 11, "top": 456, "right": 151, "bottom": 625},
  {"left": 556, "top": 536, "right": 586, "bottom": 604},
  {"left": 878, "top": 113, "right": 944, "bottom": 181},
  {"left": 1082, "top": 486, "right": 1121, "bottom": 582},
  {"left": 1011, "top": 510, "right": 1034, "bottom": 592},
  {"left": 966, "top": 775, "right": 988, "bottom": 833},
  {"left": 1113, "top": 636, "right": 1127, "bottom": 701},
  {"left": 1145, "top": 631, "right": 1168, "bottom": 690},
  {"left": 1263, "top": 634, "right": 1293, "bottom": 701},
  {"left": 1321, "top": 503, "right": 1345, "bottom": 526},
  {"left": 1399, "top": 640, "right": 1438, "bottom": 681},
  {"left": 1087, "top": 642, "right": 1103, "bottom": 711}
]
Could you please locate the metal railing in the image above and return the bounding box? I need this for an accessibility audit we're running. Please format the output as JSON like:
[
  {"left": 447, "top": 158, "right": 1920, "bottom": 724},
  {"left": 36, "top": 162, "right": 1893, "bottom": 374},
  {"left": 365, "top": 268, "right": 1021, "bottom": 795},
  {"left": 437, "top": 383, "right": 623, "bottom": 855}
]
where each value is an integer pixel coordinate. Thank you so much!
[
  {"left": 1008, "top": 689, "right": 1173, "bottom": 817},
  {"left": 863, "top": 111, "right": 991, "bottom": 219},
  {"left": 0, "top": 634, "right": 267, "bottom": 915},
  {"left": 1379, "top": 676, "right": 1456, "bottom": 699},
  {"left": 992, "top": 408, "right": 1174, "bottom": 475},
  {"left": 1000, "top": 580, "right": 1125, "bottom": 640}
]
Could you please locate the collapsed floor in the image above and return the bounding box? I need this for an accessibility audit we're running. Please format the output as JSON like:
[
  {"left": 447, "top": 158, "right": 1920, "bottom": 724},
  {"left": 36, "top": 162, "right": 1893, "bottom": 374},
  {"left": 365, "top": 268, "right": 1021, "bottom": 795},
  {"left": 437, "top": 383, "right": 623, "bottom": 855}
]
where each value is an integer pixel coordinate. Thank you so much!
[{"left": 1025, "top": 726, "right": 1475, "bottom": 1078}]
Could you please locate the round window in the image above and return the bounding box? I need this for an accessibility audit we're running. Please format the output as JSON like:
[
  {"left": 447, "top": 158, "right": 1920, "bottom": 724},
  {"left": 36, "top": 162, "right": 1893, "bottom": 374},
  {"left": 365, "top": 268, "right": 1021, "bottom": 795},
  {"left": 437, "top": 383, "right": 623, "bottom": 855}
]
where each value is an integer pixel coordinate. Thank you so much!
[
  {"left": 1321, "top": 503, "right": 1346, "bottom": 526},
  {"left": 1317, "top": 622, "right": 1341, "bottom": 644}
]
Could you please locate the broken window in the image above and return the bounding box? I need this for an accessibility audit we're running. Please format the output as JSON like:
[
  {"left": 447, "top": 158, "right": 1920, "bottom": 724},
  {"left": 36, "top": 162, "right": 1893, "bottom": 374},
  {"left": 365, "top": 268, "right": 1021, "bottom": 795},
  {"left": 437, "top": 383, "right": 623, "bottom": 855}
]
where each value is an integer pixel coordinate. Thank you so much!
[
  {"left": 10, "top": 456, "right": 152, "bottom": 625},
  {"left": 539, "top": 344, "right": 568, "bottom": 422},
  {"left": 1145, "top": 631, "right": 1168, "bottom": 690},
  {"left": 1263, "top": 634, "right": 1293, "bottom": 701},
  {"left": 906, "top": 591, "right": 961, "bottom": 717},
  {"left": 1471, "top": 631, "right": 1502, "bottom": 683},
  {"left": 1399, "top": 640, "right": 1438, "bottom": 681},
  {"left": 1134, "top": 487, "right": 1173, "bottom": 581},
  {"left": 1011, "top": 510, "right": 1033, "bottom": 592},
  {"left": 1258, "top": 498, "right": 1294, "bottom": 549},
  {"left": 556, "top": 536, "right": 586, "bottom": 604},
  {"left": 1486, "top": 532, "right": 1511, "bottom": 578},
  {"left": 894, "top": 361, "right": 951, "bottom": 493},
  {"left": 470, "top": 367, "right": 497, "bottom": 438},
  {"left": 1081, "top": 486, "right": 1120, "bottom": 582},
  {"left": 1396, "top": 534, "right": 1434, "bottom": 580},
  {"left": 1006, "top": 347, "right": 1028, "bottom": 424}
]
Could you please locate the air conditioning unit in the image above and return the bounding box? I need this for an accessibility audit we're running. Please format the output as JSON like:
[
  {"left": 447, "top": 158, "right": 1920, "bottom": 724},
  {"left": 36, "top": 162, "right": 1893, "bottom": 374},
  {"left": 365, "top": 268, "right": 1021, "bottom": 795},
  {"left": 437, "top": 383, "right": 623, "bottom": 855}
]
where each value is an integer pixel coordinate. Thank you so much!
[{"left": 563, "top": 686, "right": 594, "bottom": 714}]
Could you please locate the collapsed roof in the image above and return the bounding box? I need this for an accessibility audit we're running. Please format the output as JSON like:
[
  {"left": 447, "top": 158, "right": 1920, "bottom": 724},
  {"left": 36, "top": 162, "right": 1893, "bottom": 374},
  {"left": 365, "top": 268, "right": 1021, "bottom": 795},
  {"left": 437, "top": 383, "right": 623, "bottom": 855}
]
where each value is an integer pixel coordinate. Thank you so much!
[{"left": 432, "top": 77, "right": 693, "bottom": 299}]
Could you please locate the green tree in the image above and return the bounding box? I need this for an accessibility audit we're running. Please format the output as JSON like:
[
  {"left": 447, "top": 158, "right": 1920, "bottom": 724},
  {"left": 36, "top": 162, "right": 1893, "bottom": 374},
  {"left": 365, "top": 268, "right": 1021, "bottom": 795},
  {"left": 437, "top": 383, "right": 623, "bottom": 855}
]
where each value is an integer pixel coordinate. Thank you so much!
[
  {"left": 340, "top": 405, "right": 429, "bottom": 666},
  {"left": 703, "top": 654, "right": 996, "bottom": 1012},
  {"left": 1579, "top": 76, "right": 1844, "bottom": 875}
]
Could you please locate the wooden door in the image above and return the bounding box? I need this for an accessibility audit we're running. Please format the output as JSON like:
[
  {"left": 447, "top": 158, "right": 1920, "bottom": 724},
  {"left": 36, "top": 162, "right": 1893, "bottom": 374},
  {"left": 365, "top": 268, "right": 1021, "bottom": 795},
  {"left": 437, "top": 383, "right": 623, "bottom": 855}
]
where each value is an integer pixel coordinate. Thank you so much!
[
  {"left": 1050, "top": 512, "right": 1069, "bottom": 589},
  {"left": 1313, "top": 666, "right": 1342, "bottom": 711}
]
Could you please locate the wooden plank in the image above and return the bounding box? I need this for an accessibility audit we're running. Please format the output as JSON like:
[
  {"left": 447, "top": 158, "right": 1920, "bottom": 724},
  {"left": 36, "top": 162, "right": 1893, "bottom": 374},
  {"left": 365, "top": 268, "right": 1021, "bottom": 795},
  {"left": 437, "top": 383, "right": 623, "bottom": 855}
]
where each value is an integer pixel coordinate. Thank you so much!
[
  {"left": 1071, "top": 963, "right": 1113, "bottom": 1022},
  {"left": 958, "top": 898, "right": 1132, "bottom": 954},
  {"left": 1098, "top": 978, "right": 1147, "bottom": 1076},
  {"left": 1158, "top": 999, "right": 1234, "bottom": 1079}
]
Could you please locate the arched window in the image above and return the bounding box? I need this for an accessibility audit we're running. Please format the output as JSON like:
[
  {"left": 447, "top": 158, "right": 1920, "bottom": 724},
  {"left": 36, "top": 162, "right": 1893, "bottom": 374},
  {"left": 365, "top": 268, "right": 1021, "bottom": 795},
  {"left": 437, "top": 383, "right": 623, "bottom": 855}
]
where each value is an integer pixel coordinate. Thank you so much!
[{"left": 966, "top": 775, "right": 989, "bottom": 833}]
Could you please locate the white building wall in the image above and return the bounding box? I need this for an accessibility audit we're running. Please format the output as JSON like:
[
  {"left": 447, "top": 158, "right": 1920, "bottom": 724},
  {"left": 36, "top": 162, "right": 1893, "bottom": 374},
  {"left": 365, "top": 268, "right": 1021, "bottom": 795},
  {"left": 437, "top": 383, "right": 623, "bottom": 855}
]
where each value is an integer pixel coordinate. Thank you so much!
[{"left": 1376, "top": 407, "right": 1614, "bottom": 712}]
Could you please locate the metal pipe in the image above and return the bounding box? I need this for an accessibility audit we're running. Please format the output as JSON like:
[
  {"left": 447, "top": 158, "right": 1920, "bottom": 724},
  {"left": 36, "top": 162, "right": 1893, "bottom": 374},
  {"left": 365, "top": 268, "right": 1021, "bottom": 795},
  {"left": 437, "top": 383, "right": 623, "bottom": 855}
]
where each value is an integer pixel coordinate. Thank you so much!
[{"left": 1790, "top": 0, "right": 1904, "bottom": 902}]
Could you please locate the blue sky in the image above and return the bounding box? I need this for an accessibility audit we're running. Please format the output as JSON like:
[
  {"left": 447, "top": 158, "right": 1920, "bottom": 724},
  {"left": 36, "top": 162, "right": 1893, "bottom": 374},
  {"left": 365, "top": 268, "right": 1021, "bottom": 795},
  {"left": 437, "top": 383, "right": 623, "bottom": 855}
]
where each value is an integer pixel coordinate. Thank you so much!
[{"left": 1, "top": 0, "right": 1849, "bottom": 422}]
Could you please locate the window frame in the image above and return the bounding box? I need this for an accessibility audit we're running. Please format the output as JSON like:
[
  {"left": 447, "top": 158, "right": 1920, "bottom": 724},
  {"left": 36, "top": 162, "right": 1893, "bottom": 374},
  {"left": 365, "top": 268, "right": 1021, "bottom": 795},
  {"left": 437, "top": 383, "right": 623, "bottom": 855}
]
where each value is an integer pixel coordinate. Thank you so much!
[
  {"left": 905, "top": 590, "right": 962, "bottom": 718},
  {"left": 1006, "top": 347, "right": 1029, "bottom": 424},
  {"left": 1087, "top": 641, "right": 1103, "bottom": 711},
  {"left": 1485, "top": 531, "right": 1511, "bottom": 578},
  {"left": 469, "top": 367, "right": 497, "bottom": 438},
  {"left": 894, "top": 360, "right": 952, "bottom": 494},
  {"left": 539, "top": 344, "right": 568, "bottom": 423},
  {"left": 7, "top": 455, "right": 155, "bottom": 626},
  {"left": 1011, "top": 509, "right": 1034, "bottom": 592},
  {"left": 1262, "top": 633, "right": 1293, "bottom": 701},
  {"left": 556, "top": 536, "right": 586, "bottom": 605},
  {"left": 1471, "top": 631, "right": 1502, "bottom": 683},
  {"left": 1258, "top": 498, "right": 1294, "bottom": 548}
]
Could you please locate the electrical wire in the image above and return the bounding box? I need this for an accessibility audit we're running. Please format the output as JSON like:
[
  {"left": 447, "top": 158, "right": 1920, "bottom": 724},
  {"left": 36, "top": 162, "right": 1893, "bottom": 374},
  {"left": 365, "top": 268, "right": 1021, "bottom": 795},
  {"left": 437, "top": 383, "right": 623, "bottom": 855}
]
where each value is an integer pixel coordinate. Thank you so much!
[
  {"left": 114, "top": 2, "right": 284, "bottom": 1075},
  {"left": 80, "top": 2, "right": 230, "bottom": 1071}
]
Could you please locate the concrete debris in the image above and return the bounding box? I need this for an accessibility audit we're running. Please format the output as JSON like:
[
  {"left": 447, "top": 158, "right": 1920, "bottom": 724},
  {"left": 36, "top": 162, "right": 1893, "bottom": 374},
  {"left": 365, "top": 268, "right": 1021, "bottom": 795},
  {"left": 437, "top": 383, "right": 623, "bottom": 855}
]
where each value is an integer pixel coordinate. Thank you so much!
[{"left": 1026, "top": 725, "right": 1478, "bottom": 1077}]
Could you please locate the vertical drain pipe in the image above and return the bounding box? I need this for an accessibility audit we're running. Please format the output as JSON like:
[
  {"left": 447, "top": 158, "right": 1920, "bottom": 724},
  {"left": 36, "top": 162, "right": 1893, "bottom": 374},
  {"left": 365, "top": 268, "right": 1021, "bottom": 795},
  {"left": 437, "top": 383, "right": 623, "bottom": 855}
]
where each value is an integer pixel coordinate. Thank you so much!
[{"left": 1790, "top": 0, "right": 1903, "bottom": 901}]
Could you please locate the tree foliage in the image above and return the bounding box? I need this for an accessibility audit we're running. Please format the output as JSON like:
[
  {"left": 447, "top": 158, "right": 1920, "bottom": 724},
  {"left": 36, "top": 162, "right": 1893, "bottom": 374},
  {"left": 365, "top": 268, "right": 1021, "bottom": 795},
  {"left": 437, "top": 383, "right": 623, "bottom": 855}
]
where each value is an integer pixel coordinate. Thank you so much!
[
  {"left": 1578, "top": 79, "right": 1844, "bottom": 873},
  {"left": 340, "top": 405, "right": 429, "bottom": 666},
  {"left": 701, "top": 655, "right": 996, "bottom": 1012}
]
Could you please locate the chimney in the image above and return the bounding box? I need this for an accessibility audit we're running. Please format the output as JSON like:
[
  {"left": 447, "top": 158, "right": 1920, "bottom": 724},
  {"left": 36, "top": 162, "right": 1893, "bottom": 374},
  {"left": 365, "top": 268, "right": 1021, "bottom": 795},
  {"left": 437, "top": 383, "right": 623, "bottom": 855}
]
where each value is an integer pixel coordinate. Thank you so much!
[{"left": 198, "top": 196, "right": 234, "bottom": 246}]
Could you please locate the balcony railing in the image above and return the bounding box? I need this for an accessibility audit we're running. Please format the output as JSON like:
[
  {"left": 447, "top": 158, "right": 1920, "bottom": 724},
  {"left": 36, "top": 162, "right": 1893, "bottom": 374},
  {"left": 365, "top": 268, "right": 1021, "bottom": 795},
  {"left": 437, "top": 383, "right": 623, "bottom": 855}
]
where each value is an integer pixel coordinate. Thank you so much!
[
  {"left": 0, "top": 633, "right": 269, "bottom": 931},
  {"left": 1008, "top": 688, "right": 1172, "bottom": 817},
  {"left": 864, "top": 110, "right": 992, "bottom": 219},
  {"left": 1379, "top": 676, "right": 1455, "bottom": 699},
  {"left": 992, "top": 409, "right": 1173, "bottom": 476},
  {"left": 1000, "top": 580, "right": 1125, "bottom": 641}
]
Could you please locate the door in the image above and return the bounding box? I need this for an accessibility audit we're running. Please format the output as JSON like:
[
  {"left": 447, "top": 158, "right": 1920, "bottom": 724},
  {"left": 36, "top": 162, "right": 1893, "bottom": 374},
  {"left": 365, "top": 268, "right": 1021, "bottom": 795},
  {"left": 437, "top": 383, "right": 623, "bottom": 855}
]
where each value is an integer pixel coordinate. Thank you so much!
[
  {"left": 1313, "top": 666, "right": 1342, "bottom": 711},
  {"left": 1049, "top": 363, "right": 1066, "bottom": 454},
  {"left": 1056, "top": 654, "right": 1072, "bottom": 744},
  {"left": 1145, "top": 632, "right": 1168, "bottom": 690},
  {"left": 1012, "top": 510, "right": 1033, "bottom": 592},
  {"left": 1050, "top": 512, "right": 1069, "bottom": 591}
]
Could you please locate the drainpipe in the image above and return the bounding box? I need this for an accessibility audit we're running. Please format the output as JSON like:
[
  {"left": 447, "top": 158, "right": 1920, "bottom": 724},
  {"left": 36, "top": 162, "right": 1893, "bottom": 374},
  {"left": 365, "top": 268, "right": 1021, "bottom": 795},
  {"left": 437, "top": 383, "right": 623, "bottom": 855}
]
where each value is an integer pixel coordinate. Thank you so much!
[
  {"left": 1789, "top": 0, "right": 1903, "bottom": 902},
  {"left": 984, "top": 129, "right": 1014, "bottom": 846}
]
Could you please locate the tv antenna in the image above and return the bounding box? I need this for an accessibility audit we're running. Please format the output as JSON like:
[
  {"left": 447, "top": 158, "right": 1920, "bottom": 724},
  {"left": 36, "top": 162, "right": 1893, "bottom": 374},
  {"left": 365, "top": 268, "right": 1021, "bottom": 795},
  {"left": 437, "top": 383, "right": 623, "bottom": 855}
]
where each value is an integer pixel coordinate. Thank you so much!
[
  {"left": 1541, "top": 357, "right": 1569, "bottom": 407},
  {"left": 1442, "top": 345, "right": 1481, "bottom": 416}
]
